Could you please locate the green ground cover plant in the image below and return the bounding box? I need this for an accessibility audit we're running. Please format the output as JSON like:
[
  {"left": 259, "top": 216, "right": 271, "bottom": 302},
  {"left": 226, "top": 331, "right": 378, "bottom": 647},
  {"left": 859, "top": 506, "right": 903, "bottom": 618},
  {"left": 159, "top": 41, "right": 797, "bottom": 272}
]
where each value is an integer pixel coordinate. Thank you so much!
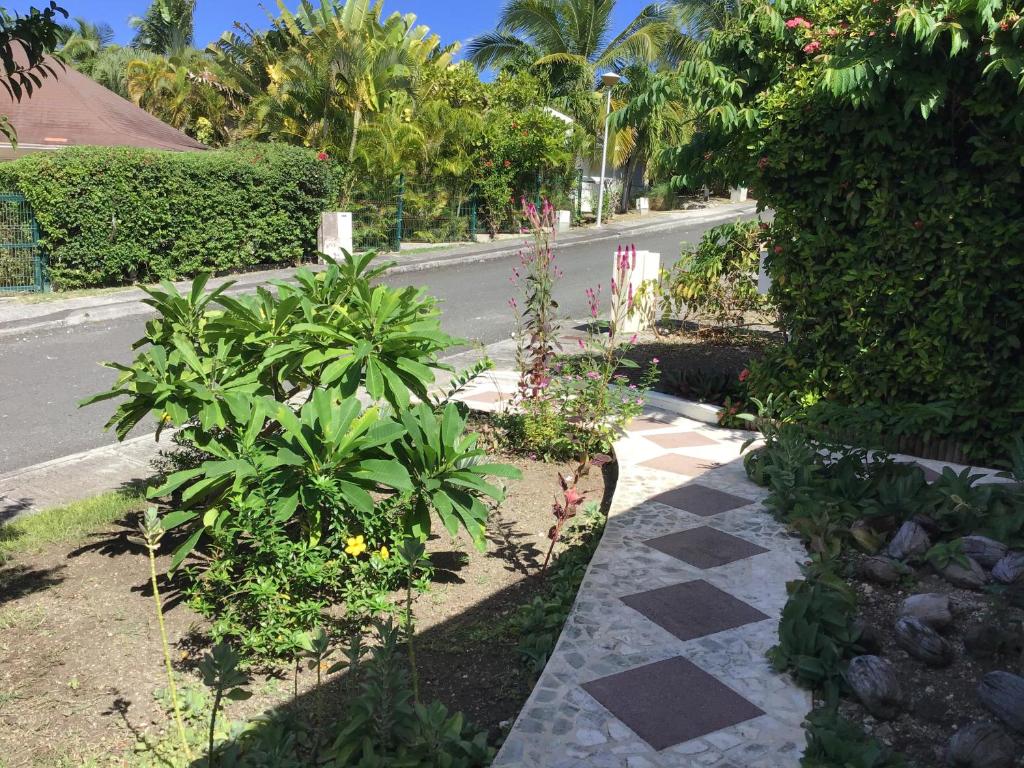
[{"left": 744, "top": 396, "right": 1024, "bottom": 764}]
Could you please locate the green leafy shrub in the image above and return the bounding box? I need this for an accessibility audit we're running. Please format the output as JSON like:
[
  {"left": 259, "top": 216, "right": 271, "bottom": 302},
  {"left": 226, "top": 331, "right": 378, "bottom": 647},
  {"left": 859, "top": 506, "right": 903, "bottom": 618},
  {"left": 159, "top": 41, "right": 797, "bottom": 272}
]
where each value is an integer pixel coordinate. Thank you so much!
[
  {"left": 658, "top": 220, "right": 774, "bottom": 328},
  {"left": 85, "top": 251, "right": 519, "bottom": 658},
  {"left": 670, "top": 0, "right": 1024, "bottom": 463},
  {"left": 0, "top": 144, "right": 334, "bottom": 289},
  {"left": 332, "top": 621, "right": 493, "bottom": 767}
]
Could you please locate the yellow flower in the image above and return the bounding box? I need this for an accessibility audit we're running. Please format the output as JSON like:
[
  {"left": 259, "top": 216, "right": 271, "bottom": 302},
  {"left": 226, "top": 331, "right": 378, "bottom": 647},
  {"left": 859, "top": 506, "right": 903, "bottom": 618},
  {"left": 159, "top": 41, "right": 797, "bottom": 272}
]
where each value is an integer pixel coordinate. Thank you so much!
[
  {"left": 378, "top": 546, "right": 390, "bottom": 561},
  {"left": 345, "top": 535, "right": 367, "bottom": 557}
]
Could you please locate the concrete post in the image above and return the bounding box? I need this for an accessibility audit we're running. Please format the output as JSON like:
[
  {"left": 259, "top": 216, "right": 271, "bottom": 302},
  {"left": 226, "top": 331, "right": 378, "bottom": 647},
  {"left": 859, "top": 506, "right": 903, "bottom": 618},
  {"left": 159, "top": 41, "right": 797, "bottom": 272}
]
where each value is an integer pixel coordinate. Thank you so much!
[
  {"left": 635, "top": 197, "right": 650, "bottom": 215},
  {"left": 556, "top": 209, "right": 572, "bottom": 233},
  {"left": 318, "top": 212, "right": 353, "bottom": 262},
  {"left": 729, "top": 187, "right": 749, "bottom": 202},
  {"left": 613, "top": 249, "right": 661, "bottom": 334},
  {"left": 758, "top": 248, "right": 772, "bottom": 294}
]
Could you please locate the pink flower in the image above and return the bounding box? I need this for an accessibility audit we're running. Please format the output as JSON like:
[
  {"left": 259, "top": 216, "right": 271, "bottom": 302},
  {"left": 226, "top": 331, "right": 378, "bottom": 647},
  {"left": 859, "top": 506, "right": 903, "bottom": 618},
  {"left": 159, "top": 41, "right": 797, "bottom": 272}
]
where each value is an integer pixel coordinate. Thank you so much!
[
  {"left": 316, "top": 151, "right": 329, "bottom": 161},
  {"left": 739, "top": 368, "right": 750, "bottom": 382},
  {"left": 564, "top": 488, "right": 583, "bottom": 506},
  {"left": 586, "top": 371, "right": 601, "bottom": 380},
  {"left": 577, "top": 338, "right": 585, "bottom": 349},
  {"left": 785, "top": 16, "right": 812, "bottom": 29},
  {"left": 802, "top": 40, "right": 821, "bottom": 54},
  {"left": 629, "top": 333, "right": 638, "bottom": 345},
  {"left": 651, "top": 357, "right": 660, "bottom": 365}
]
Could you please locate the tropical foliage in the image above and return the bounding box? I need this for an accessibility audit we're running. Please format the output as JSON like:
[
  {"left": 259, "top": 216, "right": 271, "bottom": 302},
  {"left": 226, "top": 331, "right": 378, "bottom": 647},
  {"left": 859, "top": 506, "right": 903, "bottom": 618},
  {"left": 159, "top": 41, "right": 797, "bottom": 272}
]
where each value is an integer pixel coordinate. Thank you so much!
[
  {"left": 53, "top": 0, "right": 709, "bottom": 218},
  {"left": 85, "top": 250, "right": 520, "bottom": 657},
  {"left": 668, "top": 0, "right": 1024, "bottom": 462}
]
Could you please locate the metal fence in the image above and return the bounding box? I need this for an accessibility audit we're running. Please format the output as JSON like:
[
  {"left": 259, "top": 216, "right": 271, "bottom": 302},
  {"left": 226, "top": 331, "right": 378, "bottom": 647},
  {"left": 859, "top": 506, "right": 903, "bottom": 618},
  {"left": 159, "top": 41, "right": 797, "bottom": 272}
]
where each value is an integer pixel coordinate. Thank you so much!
[
  {"left": 348, "top": 171, "right": 579, "bottom": 253},
  {"left": 348, "top": 176, "right": 479, "bottom": 253},
  {"left": 0, "top": 193, "right": 45, "bottom": 293}
]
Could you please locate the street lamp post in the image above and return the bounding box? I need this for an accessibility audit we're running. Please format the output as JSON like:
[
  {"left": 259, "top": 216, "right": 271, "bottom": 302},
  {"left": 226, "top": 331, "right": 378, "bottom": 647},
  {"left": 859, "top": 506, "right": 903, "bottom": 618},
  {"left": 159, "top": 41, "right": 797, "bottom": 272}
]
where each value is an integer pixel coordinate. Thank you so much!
[{"left": 595, "top": 71, "right": 621, "bottom": 228}]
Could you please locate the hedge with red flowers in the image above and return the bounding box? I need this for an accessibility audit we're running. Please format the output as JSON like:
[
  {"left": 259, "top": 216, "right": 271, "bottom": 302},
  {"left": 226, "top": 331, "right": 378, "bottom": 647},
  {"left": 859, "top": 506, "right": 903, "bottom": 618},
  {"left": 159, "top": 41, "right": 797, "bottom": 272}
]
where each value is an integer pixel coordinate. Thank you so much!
[{"left": 669, "top": 0, "right": 1024, "bottom": 461}]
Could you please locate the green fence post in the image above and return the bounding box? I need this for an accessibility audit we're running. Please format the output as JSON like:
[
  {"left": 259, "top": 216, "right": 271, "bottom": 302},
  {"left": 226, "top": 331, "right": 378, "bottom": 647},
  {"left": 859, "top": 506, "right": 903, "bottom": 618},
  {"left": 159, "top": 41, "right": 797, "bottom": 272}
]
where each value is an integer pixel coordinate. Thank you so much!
[
  {"left": 469, "top": 186, "right": 477, "bottom": 239},
  {"left": 30, "top": 213, "right": 43, "bottom": 292},
  {"left": 393, "top": 174, "right": 405, "bottom": 252},
  {"left": 576, "top": 170, "right": 584, "bottom": 221}
]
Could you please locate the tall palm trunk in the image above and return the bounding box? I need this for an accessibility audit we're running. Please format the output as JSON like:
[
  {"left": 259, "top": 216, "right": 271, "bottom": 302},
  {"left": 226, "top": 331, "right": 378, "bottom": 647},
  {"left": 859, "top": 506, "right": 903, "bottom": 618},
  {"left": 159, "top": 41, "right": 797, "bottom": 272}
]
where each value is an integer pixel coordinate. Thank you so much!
[{"left": 348, "top": 106, "right": 362, "bottom": 163}]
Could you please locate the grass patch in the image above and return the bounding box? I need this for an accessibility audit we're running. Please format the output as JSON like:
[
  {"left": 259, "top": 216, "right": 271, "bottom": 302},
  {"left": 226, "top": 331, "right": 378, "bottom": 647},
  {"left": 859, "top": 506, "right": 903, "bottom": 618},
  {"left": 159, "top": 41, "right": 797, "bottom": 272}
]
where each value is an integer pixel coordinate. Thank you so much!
[
  {"left": 4, "top": 285, "right": 137, "bottom": 304},
  {"left": 0, "top": 490, "right": 146, "bottom": 560}
]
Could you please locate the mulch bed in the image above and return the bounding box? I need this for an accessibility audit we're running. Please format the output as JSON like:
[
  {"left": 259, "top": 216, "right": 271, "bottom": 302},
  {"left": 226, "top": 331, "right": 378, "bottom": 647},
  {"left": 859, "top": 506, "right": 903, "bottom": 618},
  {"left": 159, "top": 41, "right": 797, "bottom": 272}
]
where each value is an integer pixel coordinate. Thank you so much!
[
  {"left": 0, "top": 448, "right": 611, "bottom": 766},
  {"left": 618, "top": 324, "right": 780, "bottom": 404}
]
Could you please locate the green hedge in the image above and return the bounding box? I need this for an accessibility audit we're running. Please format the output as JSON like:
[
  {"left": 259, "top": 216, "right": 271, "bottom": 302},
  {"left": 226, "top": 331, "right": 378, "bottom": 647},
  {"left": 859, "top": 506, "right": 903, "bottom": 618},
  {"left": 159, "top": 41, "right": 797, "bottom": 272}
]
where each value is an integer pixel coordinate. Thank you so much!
[
  {"left": 0, "top": 144, "right": 334, "bottom": 289},
  {"left": 669, "top": 0, "right": 1024, "bottom": 463}
]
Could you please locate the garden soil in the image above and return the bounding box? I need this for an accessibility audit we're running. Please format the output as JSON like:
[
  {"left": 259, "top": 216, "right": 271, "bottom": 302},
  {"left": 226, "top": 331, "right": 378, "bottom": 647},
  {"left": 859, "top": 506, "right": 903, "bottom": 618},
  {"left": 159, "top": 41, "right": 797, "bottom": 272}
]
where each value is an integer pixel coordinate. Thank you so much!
[{"left": 0, "top": 454, "right": 608, "bottom": 766}]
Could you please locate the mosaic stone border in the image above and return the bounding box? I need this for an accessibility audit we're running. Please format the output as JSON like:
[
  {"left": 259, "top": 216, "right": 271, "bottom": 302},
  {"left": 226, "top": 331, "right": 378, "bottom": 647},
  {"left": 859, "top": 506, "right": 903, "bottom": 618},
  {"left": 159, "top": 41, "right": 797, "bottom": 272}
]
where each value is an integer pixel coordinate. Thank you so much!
[{"left": 456, "top": 372, "right": 812, "bottom": 767}]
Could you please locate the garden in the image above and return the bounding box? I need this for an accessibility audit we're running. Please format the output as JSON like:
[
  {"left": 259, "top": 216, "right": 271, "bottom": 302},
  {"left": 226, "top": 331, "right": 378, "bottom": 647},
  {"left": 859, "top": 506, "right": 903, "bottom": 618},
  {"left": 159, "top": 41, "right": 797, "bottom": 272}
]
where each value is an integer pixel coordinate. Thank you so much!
[
  {"left": 0, "top": 200, "right": 653, "bottom": 767},
  {"left": 4, "top": 0, "right": 1024, "bottom": 765}
]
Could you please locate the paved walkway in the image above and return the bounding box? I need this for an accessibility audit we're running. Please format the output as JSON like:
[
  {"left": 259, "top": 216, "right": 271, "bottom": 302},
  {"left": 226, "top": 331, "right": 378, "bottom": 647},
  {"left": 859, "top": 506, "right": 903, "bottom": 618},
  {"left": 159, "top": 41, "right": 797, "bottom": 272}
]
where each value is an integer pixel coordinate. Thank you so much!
[{"left": 457, "top": 372, "right": 812, "bottom": 767}]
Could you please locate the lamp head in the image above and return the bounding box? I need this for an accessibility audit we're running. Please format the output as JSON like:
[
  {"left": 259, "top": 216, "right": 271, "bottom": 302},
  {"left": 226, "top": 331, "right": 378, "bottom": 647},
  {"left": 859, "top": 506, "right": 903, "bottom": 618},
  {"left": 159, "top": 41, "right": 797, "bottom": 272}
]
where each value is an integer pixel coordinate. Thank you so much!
[{"left": 600, "top": 72, "right": 621, "bottom": 88}]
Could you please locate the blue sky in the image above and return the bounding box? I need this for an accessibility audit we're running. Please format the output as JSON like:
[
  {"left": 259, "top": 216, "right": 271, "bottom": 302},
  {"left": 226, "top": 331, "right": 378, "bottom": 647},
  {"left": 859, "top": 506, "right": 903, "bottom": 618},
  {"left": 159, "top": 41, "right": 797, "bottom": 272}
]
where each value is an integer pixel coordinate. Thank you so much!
[{"left": 53, "top": 0, "right": 656, "bottom": 55}]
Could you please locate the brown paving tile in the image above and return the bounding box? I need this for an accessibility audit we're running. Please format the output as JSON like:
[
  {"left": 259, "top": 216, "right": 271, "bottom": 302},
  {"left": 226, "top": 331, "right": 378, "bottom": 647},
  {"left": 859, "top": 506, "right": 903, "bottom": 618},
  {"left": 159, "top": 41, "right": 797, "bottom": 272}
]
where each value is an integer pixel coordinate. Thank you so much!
[
  {"left": 644, "top": 431, "right": 719, "bottom": 450},
  {"left": 644, "top": 526, "right": 768, "bottom": 568},
  {"left": 620, "top": 580, "right": 769, "bottom": 641},
  {"left": 639, "top": 453, "right": 720, "bottom": 477},
  {"left": 626, "top": 415, "right": 674, "bottom": 432},
  {"left": 582, "top": 656, "right": 765, "bottom": 750},
  {"left": 648, "top": 483, "right": 753, "bottom": 517}
]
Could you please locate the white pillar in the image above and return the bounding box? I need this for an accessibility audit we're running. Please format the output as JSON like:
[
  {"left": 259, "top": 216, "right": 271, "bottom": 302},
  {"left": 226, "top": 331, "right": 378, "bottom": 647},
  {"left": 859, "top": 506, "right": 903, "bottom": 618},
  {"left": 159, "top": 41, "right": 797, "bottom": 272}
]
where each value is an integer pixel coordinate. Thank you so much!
[
  {"left": 635, "top": 197, "right": 650, "bottom": 215},
  {"left": 317, "top": 212, "right": 353, "bottom": 262},
  {"left": 612, "top": 249, "right": 661, "bottom": 334},
  {"left": 729, "top": 187, "right": 748, "bottom": 202},
  {"left": 556, "top": 210, "right": 572, "bottom": 233},
  {"left": 758, "top": 248, "right": 772, "bottom": 294}
]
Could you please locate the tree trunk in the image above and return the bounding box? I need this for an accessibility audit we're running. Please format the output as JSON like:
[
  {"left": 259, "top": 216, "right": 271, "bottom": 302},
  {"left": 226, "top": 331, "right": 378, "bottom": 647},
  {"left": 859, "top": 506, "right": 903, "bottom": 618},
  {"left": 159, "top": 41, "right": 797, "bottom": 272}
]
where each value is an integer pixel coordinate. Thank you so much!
[
  {"left": 619, "top": 153, "right": 638, "bottom": 214},
  {"left": 348, "top": 106, "right": 362, "bottom": 164}
]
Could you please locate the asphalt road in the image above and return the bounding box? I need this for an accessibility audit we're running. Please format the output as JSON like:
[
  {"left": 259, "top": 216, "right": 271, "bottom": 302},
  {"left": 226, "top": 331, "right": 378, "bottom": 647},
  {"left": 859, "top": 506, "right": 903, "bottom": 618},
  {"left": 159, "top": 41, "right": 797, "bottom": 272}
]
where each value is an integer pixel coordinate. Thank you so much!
[{"left": 0, "top": 216, "right": 751, "bottom": 473}]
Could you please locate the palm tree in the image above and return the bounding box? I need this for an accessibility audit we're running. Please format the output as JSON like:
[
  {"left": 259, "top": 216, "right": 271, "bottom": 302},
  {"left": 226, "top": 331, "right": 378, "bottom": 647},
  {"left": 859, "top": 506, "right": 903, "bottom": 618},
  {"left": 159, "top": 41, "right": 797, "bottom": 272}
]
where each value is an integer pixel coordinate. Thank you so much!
[
  {"left": 609, "top": 61, "right": 693, "bottom": 209},
  {"left": 130, "top": 0, "right": 196, "bottom": 56},
  {"left": 214, "top": 0, "right": 454, "bottom": 164},
  {"left": 56, "top": 18, "right": 115, "bottom": 74},
  {"left": 466, "top": 0, "right": 673, "bottom": 127},
  {"left": 668, "top": 0, "right": 744, "bottom": 40}
]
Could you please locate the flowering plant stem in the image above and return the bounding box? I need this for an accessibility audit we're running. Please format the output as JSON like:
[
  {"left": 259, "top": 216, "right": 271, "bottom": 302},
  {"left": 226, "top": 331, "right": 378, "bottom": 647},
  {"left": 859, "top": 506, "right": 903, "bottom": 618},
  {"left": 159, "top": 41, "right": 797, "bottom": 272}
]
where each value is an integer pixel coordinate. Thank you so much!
[
  {"left": 511, "top": 198, "right": 562, "bottom": 401},
  {"left": 139, "top": 509, "right": 193, "bottom": 762}
]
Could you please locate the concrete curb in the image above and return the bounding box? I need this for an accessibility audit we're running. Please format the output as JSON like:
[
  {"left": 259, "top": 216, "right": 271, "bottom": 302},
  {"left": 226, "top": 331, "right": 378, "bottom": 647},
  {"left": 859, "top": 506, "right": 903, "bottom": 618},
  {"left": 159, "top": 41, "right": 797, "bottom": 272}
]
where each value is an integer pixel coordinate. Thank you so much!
[{"left": 0, "top": 203, "right": 758, "bottom": 340}]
